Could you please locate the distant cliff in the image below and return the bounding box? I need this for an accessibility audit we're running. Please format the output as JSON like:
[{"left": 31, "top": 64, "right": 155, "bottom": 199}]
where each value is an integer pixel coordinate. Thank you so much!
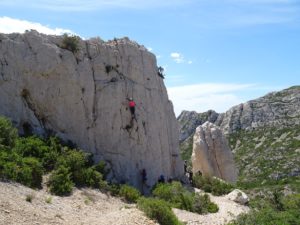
[
  {"left": 178, "top": 86, "right": 300, "bottom": 144},
  {"left": 178, "top": 86, "right": 300, "bottom": 185},
  {"left": 0, "top": 31, "right": 183, "bottom": 188}
]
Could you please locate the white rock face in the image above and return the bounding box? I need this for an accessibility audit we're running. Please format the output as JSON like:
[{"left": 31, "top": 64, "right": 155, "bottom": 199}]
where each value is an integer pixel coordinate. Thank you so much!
[
  {"left": 0, "top": 31, "right": 183, "bottom": 189},
  {"left": 227, "top": 189, "right": 249, "bottom": 205},
  {"left": 191, "top": 122, "right": 237, "bottom": 182}
]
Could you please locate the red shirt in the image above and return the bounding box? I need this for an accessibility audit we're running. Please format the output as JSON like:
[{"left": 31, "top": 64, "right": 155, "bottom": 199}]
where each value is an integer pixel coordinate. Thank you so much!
[{"left": 129, "top": 101, "right": 136, "bottom": 107}]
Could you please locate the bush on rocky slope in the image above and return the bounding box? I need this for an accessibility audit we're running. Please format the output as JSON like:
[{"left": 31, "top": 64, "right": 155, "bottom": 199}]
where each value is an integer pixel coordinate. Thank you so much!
[
  {"left": 61, "top": 33, "right": 80, "bottom": 53},
  {"left": 138, "top": 197, "right": 183, "bottom": 225},
  {"left": 228, "top": 192, "right": 300, "bottom": 225},
  {"left": 152, "top": 181, "right": 219, "bottom": 214},
  {"left": 193, "top": 175, "right": 234, "bottom": 196},
  {"left": 0, "top": 116, "right": 108, "bottom": 194},
  {"left": 119, "top": 184, "right": 141, "bottom": 203}
]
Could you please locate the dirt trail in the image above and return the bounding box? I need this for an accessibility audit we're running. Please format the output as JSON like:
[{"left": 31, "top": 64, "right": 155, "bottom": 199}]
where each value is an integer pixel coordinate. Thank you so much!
[
  {"left": 0, "top": 182, "right": 158, "bottom": 225},
  {"left": 0, "top": 182, "right": 248, "bottom": 225}
]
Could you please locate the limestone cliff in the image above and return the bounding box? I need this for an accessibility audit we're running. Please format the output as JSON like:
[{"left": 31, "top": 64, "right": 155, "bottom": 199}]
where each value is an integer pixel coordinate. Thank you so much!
[
  {"left": 179, "top": 86, "right": 300, "bottom": 141},
  {"left": 0, "top": 31, "right": 183, "bottom": 188},
  {"left": 178, "top": 110, "right": 219, "bottom": 142},
  {"left": 216, "top": 86, "right": 300, "bottom": 134}
]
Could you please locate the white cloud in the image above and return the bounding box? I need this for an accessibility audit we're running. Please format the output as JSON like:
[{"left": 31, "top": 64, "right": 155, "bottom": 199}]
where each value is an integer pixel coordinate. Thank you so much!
[
  {"left": 170, "top": 52, "right": 185, "bottom": 63},
  {"left": 167, "top": 83, "right": 256, "bottom": 116},
  {"left": 170, "top": 52, "right": 194, "bottom": 64},
  {"left": 147, "top": 47, "right": 153, "bottom": 51},
  {"left": 0, "top": 17, "right": 74, "bottom": 35},
  {"left": 170, "top": 53, "right": 180, "bottom": 58}
]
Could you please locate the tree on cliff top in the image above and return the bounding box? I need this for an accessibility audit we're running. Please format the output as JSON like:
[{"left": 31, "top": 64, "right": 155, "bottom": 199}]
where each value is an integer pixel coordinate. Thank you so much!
[{"left": 61, "top": 34, "right": 80, "bottom": 53}]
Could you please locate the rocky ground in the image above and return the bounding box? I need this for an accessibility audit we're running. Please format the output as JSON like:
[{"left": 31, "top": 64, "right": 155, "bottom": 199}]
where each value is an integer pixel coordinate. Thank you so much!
[
  {"left": 0, "top": 181, "right": 158, "bottom": 225},
  {"left": 0, "top": 181, "right": 249, "bottom": 225}
]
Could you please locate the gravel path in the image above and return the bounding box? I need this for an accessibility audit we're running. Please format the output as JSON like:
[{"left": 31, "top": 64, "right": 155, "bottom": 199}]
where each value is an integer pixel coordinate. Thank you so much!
[
  {"left": 0, "top": 181, "right": 158, "bottom": 225},
  {"left": 0, "top": 182, "right": 249, "bottom": 225}
]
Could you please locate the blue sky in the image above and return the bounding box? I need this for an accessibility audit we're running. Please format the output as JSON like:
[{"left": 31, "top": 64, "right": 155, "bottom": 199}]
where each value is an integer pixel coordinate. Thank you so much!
[{"left": 0, "top": 0, "right": 299, "bottom": 115}]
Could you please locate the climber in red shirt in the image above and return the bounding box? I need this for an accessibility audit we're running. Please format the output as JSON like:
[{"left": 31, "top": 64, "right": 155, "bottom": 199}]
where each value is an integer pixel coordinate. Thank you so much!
[{"left": 128, "top": 97, "right": 136, "bottom": 119}]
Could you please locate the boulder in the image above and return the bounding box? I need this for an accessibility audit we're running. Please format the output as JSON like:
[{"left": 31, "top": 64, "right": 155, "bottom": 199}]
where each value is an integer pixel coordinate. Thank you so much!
[
  {"left": 0, "top": 31, "right": 184, "bottom": 189},
  {"left": 227, "top": 189, "right": 249, "bottom": 205},
  {"left": 191, "top": 122, "right": 237, "bottom": 182}
]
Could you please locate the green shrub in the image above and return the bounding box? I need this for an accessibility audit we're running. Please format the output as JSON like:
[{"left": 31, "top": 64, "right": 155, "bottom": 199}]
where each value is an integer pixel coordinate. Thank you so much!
[
  {"left": 152, "top": 181, "right": 186, "bottom": 208},
  {"left": 48, "top": 166, "right": 74, "bottom": 196},
  {"left": 152, "top": 181, "right": 219, "bottom": 214},
  {"left": 0, "top": 116, "right": 17, "bottom": 148},
  {"left": 94, "top": 160, "right": 109, "bottom": 178},
  {"left": 99, "top": 179, "right": 110, "bottom": 192},
  {"left": 0, "top": 151, "right": 8, "bottom": 177},
  {"left": 109, "top": 183, "right": 121, "bottom": 196},
  {"left": 228, "top": 206, "right": 299, "bottom": 225},
  {"left": 282, "top": 193, "right": 300, "bottom": 210},
  {"left": 21, "top": 157, "right": 43, "bottom": 188},
  {"left": 42, "top": 150, "right": 60, "bottom": 171},
  {"left": 1, "top": 156, "right": 43, "bottom": 188},
  {"left": 228, "top": 193, "right": 300, "bottom": 225},
  {"left": 178, "top": 192, "right": 194, "bottom": 212},
  {"left": 119, "top": 184, "right": 141, "bottom": 203},
  {"left": 193, "top": 175, "right": 234, "bottom": 196},
  {"left": 13, "top": 136, "right": 50, "bottom": 159},
  {"left": 61, "top": 34, "right": 80, "bottom": 53},
  {"left": 57, "top": 148, "right": 87, "bottom": 185},
  {"left": 137, "top": 197, "right": 183, "bottom": 225},
  {"left": 56, "top": 149, "right": 106, "bottom": 188},
  {"left": 2, "top": 161, "right": 19, "bottom": 181},
  {"left": 42, "top": 136, "right": 62, "bottom": 171},
  {"left": 193, "top": 194, "right": 219, "bottom": 214},
  {"left": 82, "top": 167, "right": 103, "bottom": 188},
  {"left": 0, "top": 115, "right": 113, "bottom": 196}
]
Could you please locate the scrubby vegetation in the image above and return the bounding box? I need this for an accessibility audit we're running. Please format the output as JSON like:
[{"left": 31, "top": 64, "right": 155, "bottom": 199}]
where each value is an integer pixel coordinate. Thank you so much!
[
  {"left": 193, "top": 174, "right": 234, "bottom": 196},
  {"left": 226, "top": 124, "right": 300, "bottom": 224},
  {"left": 48, "top": 165, "right": 74, "bottom": 195},
  {"left": 152, "top": 181, "right": 218, "bottom": 213},
  {"left": 61, "top": 33, "right": 80, "bottom": 53},
  {"left": 1, "top": 115, "right": 244, "bottom": 224},
  {"left": 138, "top": 197, "right": 183, "bottom": 225},
  {"left": 229, "top": 125, "right": 300, "bottom": 190},
  {"left": 228, "top": 191, "right": 300, "bottom": 225},
  {"left": 0, "top": 116, "right": 108, "bottom": 195},
  {"left": 119, "top": 184, "right": 141, "bottom": 203}
]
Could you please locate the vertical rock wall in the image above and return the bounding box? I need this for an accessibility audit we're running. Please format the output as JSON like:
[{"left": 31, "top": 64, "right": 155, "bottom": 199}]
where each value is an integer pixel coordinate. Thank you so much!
[
  {"left": 192, "top": 122, "right": 237, "bottom": 183},
  {"left": 0, "top": 31, "right": 183, "bottom": 189}
]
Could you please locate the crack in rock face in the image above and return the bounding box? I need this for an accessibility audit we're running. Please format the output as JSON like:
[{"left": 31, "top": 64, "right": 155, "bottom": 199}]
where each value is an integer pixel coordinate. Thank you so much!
[{"left": 0, "top": 31, "right": 184, "bottom": 190}]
